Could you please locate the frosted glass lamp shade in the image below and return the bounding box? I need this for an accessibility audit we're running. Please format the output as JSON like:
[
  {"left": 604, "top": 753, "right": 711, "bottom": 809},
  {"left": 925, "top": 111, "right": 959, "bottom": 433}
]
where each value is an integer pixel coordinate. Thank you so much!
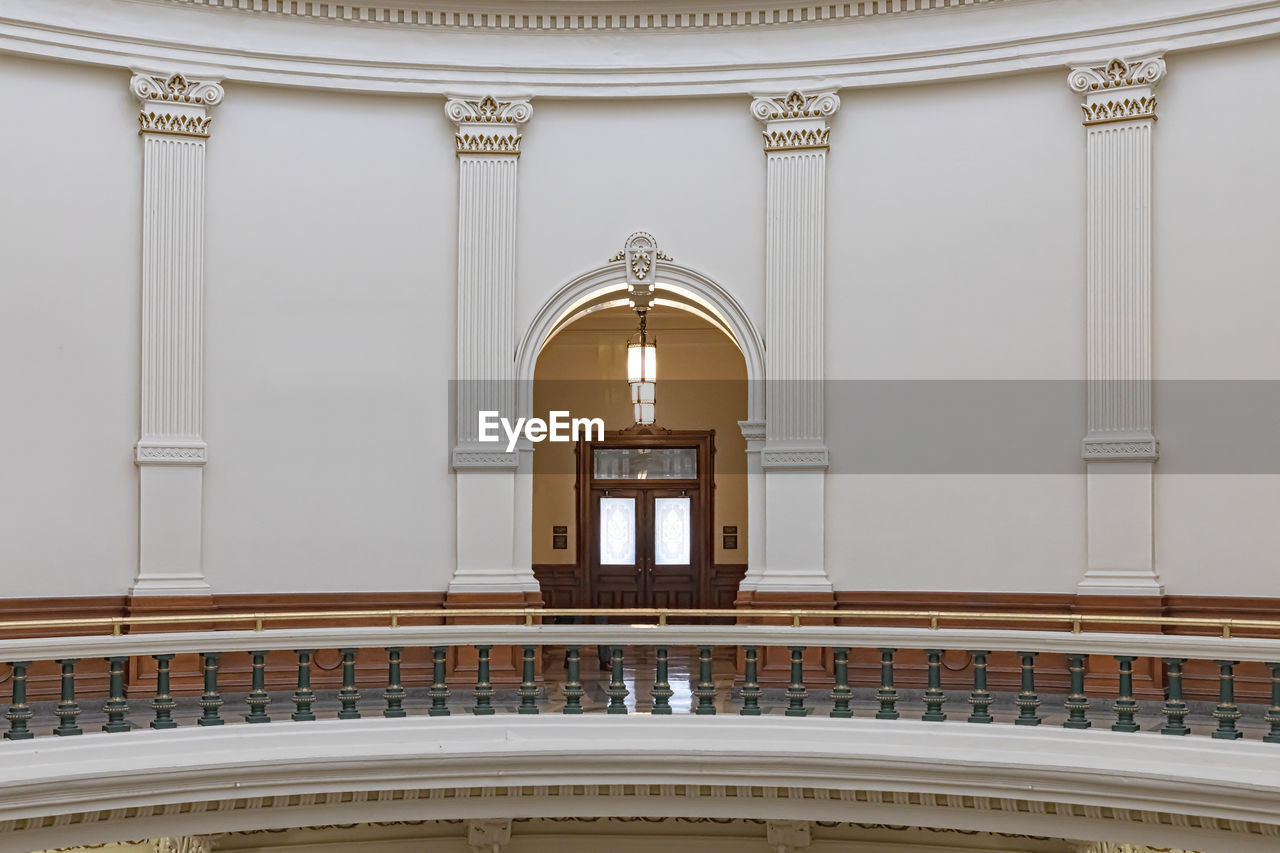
[{"left": 626, "top": 340, "right": 657, "bottom": 383}]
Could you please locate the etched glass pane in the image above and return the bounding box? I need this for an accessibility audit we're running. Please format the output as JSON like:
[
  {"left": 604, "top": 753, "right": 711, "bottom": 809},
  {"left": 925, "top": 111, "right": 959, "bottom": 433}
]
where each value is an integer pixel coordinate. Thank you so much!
[
  {"left": 594, "top": 447, "right": 696, "bottom": 480},
  {"left": 599, "top": 497, "right": 636, "bottom": 565},
  {"left": 653, "top": 497, "right": 691, "bottom": 565}
]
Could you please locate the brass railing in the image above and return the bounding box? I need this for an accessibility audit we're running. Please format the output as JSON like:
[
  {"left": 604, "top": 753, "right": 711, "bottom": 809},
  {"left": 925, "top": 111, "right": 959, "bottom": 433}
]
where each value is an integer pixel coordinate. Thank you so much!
[{"left": 1, "top": 607, "right": 1278, "bottom": 637}]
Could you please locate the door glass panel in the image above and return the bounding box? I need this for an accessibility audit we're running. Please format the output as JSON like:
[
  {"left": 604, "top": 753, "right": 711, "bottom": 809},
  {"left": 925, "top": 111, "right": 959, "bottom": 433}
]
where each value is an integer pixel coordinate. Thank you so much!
[
  {"left": 594, "top": 447, "right": 696, "bottom": 480},
  {"left": 653, "top": 497, "right": 691, "bottom": 565},
  {"left": 599, "top": 497, "right": 636, "bottom": 565}
]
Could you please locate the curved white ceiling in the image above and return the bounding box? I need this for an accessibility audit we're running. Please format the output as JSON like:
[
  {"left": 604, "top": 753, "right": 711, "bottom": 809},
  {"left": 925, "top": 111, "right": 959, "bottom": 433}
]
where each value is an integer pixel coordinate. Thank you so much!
[{"left": 0, "top": 0, "right": 1277, "bottom": 96}]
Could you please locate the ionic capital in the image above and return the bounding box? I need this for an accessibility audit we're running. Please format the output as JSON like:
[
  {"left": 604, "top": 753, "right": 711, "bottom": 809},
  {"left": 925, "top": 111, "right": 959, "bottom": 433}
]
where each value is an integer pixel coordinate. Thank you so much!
[
  {"left": 130, "top": 71, "right": 224, "bottom": 138},
  {"left": 1067, "top": 56, "right": 1165, "bottom": 126},
  {"left": 445, "top": 95, "right": 533, "bottom": 155},
  {"left": 750, "top": 90, "right": 840, "bottom": 152}
]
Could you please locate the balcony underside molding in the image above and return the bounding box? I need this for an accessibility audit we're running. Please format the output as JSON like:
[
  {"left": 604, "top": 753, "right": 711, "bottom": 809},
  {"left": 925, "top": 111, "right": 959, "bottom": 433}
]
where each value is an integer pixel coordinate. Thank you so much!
[{"left": 3, "top": 718, "right": 1279, "bottom": 852}]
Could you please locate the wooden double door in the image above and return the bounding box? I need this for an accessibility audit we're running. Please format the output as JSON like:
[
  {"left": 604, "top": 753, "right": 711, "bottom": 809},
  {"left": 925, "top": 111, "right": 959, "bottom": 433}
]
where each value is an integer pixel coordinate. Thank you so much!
[{"left": 577, "top": 429, "right": 714, "bottom": 610}]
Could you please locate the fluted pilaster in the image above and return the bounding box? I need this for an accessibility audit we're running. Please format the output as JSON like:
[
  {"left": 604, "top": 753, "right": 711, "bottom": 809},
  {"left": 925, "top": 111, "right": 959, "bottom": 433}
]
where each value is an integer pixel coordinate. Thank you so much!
[
  {"left": 749, "top": 91, "right": 838, "bottom": 596},
  {"left": 448, "top": 96, "right": 530, "bottom": 469},
  {"left": 1068, "top": 57, "right": 1165, "bottom": 596},
  {"left": 1069, "top": 57, "right": 1164, "bottom": 461},
  {"left": 447, "top": 95, "right": 538, "bottom": 595},
  {"left": 751, "top": 90, "right": 838, "bottom": 469},
  {"left": 133, "top": 72, "right": 222, "bottom": 464},
  {"left": 130, "top": 70, "right": 222, "bottom": 595}
]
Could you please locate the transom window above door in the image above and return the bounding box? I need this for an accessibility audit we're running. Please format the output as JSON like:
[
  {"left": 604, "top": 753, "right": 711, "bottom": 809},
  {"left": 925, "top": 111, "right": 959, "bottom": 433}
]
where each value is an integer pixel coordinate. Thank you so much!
[{"left": 592, "top": 447, "right": 697, "bottom": 480}]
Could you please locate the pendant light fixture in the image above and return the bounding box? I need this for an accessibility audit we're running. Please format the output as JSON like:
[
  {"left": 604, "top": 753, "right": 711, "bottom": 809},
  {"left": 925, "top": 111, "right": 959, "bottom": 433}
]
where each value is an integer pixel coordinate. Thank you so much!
[
  {"left": 627, "top": 310, "right": 657, "bottom": 425},
  {"left": 619, "top": 231, "right": 668, "bottom": 426}
]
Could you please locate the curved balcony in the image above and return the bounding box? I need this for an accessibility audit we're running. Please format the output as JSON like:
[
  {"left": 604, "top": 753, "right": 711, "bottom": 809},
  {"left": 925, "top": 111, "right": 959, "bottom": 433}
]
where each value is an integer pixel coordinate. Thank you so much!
[{"left": 4, "top": 610, "right": 1280, "bottom": 852}]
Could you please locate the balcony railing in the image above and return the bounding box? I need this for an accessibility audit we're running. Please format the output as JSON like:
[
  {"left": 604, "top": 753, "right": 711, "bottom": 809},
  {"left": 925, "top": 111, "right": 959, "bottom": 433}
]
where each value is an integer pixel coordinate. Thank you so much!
[{"left": 4, "top": 608, "right": 1280, "bottom": 742}]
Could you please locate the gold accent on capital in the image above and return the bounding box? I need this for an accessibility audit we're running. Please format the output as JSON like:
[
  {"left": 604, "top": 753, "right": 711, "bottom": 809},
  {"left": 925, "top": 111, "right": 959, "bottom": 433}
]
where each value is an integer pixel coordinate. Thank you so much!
[
  {"left": 751, "top": 90, "right": 841, "bottom": 121},
  {"left": 131, "top": 72, "right": 225, "bottom": 106},
  {"left": 763, "top": 127, "right": 831, "bottom": 151},
  {"left": 1067, "top": 57, "right": 1166, "bottom": 93},
  {"left": 455, "top": 132, "right": 523, "bottom": 155},
  {"left": 138, "top": 111, "right": 213, "bottom": 138},
  {"left": 1082, "top": 96, "right": 1158, "bottom": 126}
]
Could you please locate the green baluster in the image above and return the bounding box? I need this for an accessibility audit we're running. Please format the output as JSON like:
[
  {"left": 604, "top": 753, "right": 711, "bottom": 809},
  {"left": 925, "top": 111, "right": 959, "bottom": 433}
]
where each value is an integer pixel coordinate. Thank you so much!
[
  {"left": 875, "top": 648, "right": 899, "bottom": 720},
  {"left": 1161, "top": 658, "right": 1190, "bottom": 736},
  {"left": 198, "top": 652, "right": 224, "bottom": 726},
  {"left": 694, "top": 645, "right": 716, "bottom": 715},
  {"left": 652, "top": 646, "right": 673, "bottom": 715},
  {"left": 472, "top": 645, "right": 494, "bottom": 716},
  {"left": 785, "top": 646, "right": 809, "bottom": 717},
  {"left": 1014, "top": 652, "right": 1040, "bottom": 726},
  {"left": 292, "top": 650, "right": 316, "bottom": 721},
  {"left": 606, "top": 647, "right": 628, "bottom": 714},
  {"left": 740, "top": 646, "right": 761, "bottom": 716},
  {"left": 103, "top": 656, "right": 130, "bottom": 732},
  {"left": 1063, "top": 653, "right": 1090, "bottom": 729},
  {"left": 4, "top": 661, "right": 34, "bottom": 741},
  {"left": 563, "top": 646, "right": 584, "bottom": 714},
  {"left": 428, "top": 646, "right": 450, "bottom": 717},
  {"left": 518, "top": 645, "right": 539, "bottom": 715},
  {"left": 53, "top": 659, "right": 83, "bottom": 736},
  {"left": 1212, "top": 660, "right": 1242, "bottom": 740},
  {"left": 151, "top": 654, "right": 177, "bottom": 730},
  {"left": 1264, "top": 663, "right": 1280, "bottom": 744},
  {"left": 830, "top": 648, "right": 852, "bottom": 719},
  {"left": 384, "top": 647, "right": 406, "bottom": 718},
  {"left": 245, "top": 650, "right": 271, "bottom": 723},
  {"left": 337, "top": 648, "right": 361, "bottom": 719},
  {"left": 967, "top": 651, "right": 993, "bottom": 724},
  {"left": 922, "top": 649, "right": 946, "bottom": 722},
  {"left": 1112, "top": 656, "right": 1140, "bottom": 732}
]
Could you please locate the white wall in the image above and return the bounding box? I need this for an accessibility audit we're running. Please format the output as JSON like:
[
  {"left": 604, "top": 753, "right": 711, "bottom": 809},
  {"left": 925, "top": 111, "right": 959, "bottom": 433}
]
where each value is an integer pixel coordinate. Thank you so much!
[
  {"left": 824, "top": 70, "right": 1086, "bottom": 593},
  {"left": 201, "top": 84, "right": 457, "bottom": 593},
  {"left": 0, "top": 56, "right": 140, "bottom": 597},
  {"left": 517, "top": 97, "right": 764, "bottom": 338},
  {"left": 1152, "top": 40, "right": 1280, "bottom": 596},
  {"left": 5, "top": 32, "right": 1280, "bottom": 600}
]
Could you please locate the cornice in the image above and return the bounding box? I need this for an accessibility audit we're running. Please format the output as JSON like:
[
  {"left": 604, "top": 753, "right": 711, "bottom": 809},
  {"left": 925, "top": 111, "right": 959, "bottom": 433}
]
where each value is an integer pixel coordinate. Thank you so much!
[
  {"left": 150, "top": 0, "right": 1020, "bottom": 33},
  {"left": 1, "top": 0, "right": 1278, "bottom": 97}
]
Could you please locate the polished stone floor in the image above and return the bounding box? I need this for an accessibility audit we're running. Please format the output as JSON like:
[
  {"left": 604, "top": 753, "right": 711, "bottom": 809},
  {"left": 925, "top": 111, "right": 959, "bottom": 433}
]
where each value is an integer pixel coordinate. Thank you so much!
[{"left": 11, "top": 646, "right": 1278, "bottom": 739}]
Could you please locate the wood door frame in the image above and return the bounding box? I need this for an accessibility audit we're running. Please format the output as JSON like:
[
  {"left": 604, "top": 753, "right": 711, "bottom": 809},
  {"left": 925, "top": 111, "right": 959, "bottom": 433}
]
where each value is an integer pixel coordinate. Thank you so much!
[{"left": 575, "top": 426, "right": 716, "bottom": 609}]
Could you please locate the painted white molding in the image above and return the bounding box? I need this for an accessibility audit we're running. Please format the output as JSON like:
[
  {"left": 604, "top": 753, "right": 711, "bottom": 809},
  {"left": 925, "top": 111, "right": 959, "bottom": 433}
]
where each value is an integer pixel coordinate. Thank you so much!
[
  {"left": 738, "top": 419, "right": 766, "bottom": 592},
  {"left": 752, "top": 90, "right": 834, "bottom": 595},
  {"left": 129, "top": 70, "right": 221, "bottom": 597},
  {"left": 1069, "top": 56, "right": 1164, "bottom": 461},
  {"left": 3, "top": 717, "right": 1280, "bottom": 853},
  {"left": 2, "top": 0, "right": 1276, "bottom": 97},
  {"left": 1068, "top": 57, "right": 1165, "bottom": 597},
  {"left": 467, "top": 819, "right": 511, "bottom": 853},
  {"left": 148, "top": 0, "right": 1023, "bottom": 33},
  {"left": 449, "top": 96, "right": 537, "bottom": 595},
  {"left": 515, "top": 256, "right": 765, "bottom": 425},
  {"left": 766, "top": 820, "right": 812, "bottom": 853}
]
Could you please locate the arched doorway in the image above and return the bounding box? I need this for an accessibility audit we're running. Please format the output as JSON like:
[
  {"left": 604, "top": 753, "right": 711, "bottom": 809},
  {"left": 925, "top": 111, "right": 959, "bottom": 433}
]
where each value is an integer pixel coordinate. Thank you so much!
[
  {"left": 514, "top": 252, "right": 764, "bottom": 610},
  {"left": 530, "top": 304, "right": 748, "bottom": 609}
]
